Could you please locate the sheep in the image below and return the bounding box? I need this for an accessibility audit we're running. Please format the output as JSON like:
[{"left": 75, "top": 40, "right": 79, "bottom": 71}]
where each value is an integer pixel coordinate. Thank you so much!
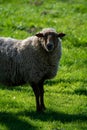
[{"left": 0, "top": 28, "right": 65, "bottom": 111}]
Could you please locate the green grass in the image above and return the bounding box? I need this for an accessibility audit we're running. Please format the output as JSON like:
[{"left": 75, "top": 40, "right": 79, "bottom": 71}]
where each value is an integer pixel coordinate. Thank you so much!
[{"left": 0, "top": 0, "right": 87, "bottom": 130}]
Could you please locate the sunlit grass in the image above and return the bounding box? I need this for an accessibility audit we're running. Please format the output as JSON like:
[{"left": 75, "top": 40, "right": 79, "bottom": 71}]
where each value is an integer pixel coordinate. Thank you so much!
[{"left": 0, "top": 0, "right": 87, "bottom": 130}]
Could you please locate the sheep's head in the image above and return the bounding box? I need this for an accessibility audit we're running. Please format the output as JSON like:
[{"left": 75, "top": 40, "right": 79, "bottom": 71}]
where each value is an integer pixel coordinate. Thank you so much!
[{"left": 36, "top": 28, "right": 65, "bottom": 52}]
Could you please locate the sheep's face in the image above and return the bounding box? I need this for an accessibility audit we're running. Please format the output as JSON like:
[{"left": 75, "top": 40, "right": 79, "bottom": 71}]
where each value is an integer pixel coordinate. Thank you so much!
[{"left": 36, "top": 31, "right": 65, "bottom": 52}]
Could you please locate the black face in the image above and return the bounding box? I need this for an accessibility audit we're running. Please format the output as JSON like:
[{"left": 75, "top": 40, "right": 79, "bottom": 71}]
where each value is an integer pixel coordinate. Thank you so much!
[
  {"left": 42, "top": 32, "right": 59, "bottom": 52},
  {"left": 36, "top": 30, "right": 65, "bottom": 52}
]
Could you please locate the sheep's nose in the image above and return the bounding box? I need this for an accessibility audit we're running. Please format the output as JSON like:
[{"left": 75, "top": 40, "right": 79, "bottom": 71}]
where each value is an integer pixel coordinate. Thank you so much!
[{"left": 47, "top": 44, "right": 54, "bottom": 51}]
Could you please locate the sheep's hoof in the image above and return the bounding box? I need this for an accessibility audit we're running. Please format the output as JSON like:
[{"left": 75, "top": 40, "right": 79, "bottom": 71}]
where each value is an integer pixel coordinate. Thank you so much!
[
  {"left": 36, "top": 106, "right": 46, "bottom": 112},
  {"left": 42, "top": 105, "right": 46, "bottom": 110}
]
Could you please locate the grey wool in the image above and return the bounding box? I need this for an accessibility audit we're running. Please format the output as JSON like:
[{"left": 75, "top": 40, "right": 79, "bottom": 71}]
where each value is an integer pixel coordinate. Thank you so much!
[{"left": 0, "top": 28, "right": 65, "bottom": 111}]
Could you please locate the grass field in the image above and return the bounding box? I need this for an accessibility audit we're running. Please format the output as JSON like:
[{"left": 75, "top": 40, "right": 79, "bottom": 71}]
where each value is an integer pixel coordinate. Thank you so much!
[{"left": 0, "top": 0, "right": 87, "bottom": 130}]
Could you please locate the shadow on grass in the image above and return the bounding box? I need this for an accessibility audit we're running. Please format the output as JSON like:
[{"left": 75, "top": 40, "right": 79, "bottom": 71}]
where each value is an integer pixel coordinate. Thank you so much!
[
  {"left": 45, "top": 78, "right": 87, "bottom": 86},
  {"left": 0, "top": 110, "right": 87, "bottom": 130},
  {"left": 18, "top": 110, "right": 87, "bottom": 123},
  {"left": 0, "top": 111, "right": 37, "bottom": 130},
  {"left": 74, "top": 88, "right": 87, "bottom": 95},
  {"left": 0, "top": 83, "right": 30, "bottom": 91},
  {"left": 45, "top": 78, "right": 87, "bottom": 96}
]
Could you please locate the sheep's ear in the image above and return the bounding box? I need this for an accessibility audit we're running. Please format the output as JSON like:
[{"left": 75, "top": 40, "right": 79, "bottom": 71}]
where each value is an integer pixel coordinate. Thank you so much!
[
  {"left": 57, "top": 33, "right": 66, "bottom": 39},
  {"left": 35, "top": 33, "right": 44, "bottom": 37}
]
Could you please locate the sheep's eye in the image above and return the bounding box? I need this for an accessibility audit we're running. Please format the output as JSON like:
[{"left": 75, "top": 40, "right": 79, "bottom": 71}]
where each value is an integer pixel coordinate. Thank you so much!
[{"left": 43, "top": 35, "right": 47, "bottom": 39}]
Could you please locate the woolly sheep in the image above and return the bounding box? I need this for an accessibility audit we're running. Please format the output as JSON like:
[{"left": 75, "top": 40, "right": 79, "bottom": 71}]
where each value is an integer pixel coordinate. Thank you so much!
[{"left": 0, "top": 28, "right": 65, "bottom": 111}]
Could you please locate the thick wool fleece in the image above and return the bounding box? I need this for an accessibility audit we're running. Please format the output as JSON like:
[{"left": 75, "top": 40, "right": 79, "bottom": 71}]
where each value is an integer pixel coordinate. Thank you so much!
[{"left": 0, "top": 29, "right": 61, "bottom": 86}]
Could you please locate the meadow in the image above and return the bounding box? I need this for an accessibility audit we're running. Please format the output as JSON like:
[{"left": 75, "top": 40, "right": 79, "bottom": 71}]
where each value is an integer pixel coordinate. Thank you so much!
[{"left": 0, "top": 0, "right": 87, "bottom": 130}]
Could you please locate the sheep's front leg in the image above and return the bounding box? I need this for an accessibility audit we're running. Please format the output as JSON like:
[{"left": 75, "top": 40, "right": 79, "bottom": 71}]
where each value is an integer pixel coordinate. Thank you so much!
[
  {"left": 31, "top": 83, "right": 40, "bottom": 111},
  {"left": 31, "top": 82, "right": 46, "bottom": 112},
  {"left": 39, "top": 82, "right": 46, "bottom": 111}
]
